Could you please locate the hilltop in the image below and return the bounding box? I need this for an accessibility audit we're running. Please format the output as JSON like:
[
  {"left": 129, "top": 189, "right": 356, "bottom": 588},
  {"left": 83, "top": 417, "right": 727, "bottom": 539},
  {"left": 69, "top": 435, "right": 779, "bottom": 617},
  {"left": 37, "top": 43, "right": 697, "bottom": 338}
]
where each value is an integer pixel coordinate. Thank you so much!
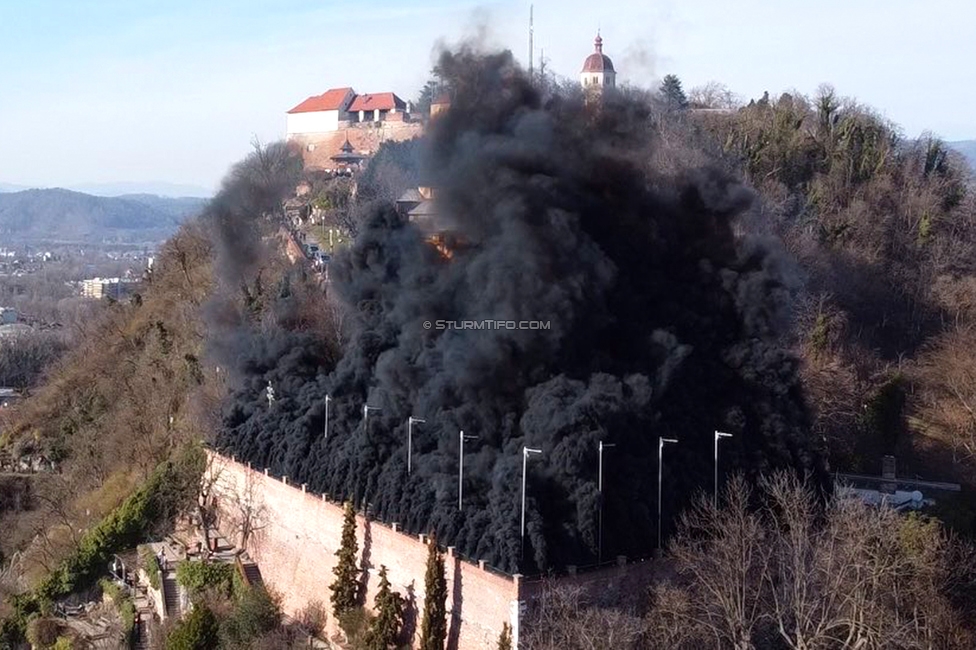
[
  {"left": 0, "top": 188, "right": 206, "bottom": 245},
  {"left": 951, "top": 140, "right": 976, "bottom": 169}
]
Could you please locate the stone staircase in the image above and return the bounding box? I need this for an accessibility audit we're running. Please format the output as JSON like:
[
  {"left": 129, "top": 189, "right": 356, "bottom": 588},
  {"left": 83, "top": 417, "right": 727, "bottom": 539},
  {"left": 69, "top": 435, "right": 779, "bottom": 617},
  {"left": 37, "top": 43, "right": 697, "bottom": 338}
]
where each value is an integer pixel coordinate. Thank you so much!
[
  {"left": 132, "top": 615, "right": 151, "bottom": 650},
  {"left": 239, "top": 561, "right": 263, "bottom": 587},
  {"left": 161, "top": 573, "right": 180, "bottom": 618},
  {"left": 131, "top": 584, "right": 154, "bottom": 650}
]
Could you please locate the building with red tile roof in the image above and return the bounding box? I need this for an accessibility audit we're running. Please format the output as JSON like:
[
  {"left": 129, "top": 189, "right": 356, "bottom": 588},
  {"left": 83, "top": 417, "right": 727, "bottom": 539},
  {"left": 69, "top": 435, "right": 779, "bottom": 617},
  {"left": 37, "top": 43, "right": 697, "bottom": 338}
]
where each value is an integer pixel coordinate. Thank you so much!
[
  {"left": 580, "top": 34, "right": 616, "bottom": 91},
  {"left": 286, "top": 87, "right": 357, "bottom": 138},
  {"left": 347, "top": 92, "right": 407, "bottom": 114},
  {"left": 287, "top": 87, "right": 356, "bottom": 114},
  {"left": 286, "top": 86, "right": 421, "bottom": 172}
]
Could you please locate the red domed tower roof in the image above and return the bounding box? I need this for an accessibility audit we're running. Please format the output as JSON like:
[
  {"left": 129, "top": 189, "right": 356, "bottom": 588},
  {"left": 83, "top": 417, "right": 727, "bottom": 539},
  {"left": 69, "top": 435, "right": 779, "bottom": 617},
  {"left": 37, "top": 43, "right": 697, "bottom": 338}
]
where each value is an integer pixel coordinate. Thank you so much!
[{"left": 581, "top": 34, "right": 615, "bottom": 73}]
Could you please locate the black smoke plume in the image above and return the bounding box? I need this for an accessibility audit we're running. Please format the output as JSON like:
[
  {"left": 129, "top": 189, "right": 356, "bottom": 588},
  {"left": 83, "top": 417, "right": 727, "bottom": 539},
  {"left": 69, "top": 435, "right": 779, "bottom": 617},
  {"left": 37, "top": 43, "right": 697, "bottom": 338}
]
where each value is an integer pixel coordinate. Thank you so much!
[{"left": 211, "top": 48, "right": 827, "bottom": 573}]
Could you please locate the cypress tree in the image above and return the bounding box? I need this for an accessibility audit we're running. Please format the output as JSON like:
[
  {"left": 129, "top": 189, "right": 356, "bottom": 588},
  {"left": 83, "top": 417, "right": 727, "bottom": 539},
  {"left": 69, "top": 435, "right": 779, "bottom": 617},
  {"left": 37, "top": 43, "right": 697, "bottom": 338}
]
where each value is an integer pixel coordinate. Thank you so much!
[
  {"left": 418, "top": 536, "right": 447, "bottom": 650},
  {"left": 363, "top": 565, "right": 403, "bottom": 649},
  {"left": 330, "top": 501, "right": 359, "bottom": 617},
  {"left": 497, "top": 622, "right": 512, "bottom": 650}
]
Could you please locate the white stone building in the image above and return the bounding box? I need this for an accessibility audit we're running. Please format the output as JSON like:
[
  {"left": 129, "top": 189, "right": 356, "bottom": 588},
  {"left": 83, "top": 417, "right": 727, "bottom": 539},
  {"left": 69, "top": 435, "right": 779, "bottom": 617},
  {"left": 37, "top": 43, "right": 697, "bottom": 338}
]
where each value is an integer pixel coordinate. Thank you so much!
[
  {"left": 285, "top": 87, "right": 410, "bottom": 140},
  {"left": 285, "top": 87, "right": 357, "bottom": 140}
]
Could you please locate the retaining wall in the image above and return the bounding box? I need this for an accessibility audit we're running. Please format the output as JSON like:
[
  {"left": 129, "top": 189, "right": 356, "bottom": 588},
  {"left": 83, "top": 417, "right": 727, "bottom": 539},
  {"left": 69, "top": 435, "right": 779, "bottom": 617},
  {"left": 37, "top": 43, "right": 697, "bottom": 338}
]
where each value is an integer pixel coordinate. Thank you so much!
[{"left": 206, "top": 452, "right": 519, "bottom": 649}]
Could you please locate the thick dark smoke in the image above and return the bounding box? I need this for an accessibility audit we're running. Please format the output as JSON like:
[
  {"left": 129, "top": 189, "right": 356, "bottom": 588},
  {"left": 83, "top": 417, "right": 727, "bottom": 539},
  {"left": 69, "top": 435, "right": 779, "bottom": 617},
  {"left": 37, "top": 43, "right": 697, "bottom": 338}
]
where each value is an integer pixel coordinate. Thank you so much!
[{"left": 211, "top": 49, "right": 826, "bottom": 573}]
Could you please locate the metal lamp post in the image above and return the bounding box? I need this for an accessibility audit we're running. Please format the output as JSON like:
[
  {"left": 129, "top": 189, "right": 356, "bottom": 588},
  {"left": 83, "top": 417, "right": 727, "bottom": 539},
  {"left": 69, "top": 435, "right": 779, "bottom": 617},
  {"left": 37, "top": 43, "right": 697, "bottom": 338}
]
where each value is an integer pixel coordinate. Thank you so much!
[
  {"left": 363, "top": 404, "right": 381, "bottom": 434},
  {"left": 458, "top": 430, "right": 479, "bottom": 510},
  {"left": 407, "top": 417, "right": 425, "bottom": 474},
  {"left": 323, "top": 395, "right": 332, "bottom": 439},
  {"left": 714, "top": 431, "right": 733, "bottom": 507},
  {"left": 598, "top": 440, "right": 616, "bottom": 564},
  {"left": 521, "top": 446, "right": 543, "bottom": 564},
  {"left": 657, "top": 437, "right": 678, "bottom": 551}
]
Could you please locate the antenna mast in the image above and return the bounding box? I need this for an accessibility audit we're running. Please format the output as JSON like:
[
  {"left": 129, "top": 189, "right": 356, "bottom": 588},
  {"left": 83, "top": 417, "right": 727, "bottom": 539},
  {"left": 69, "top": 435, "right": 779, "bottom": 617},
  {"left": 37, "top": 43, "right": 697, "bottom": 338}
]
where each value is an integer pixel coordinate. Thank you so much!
[{"left": 529, "top": 5, "right": 534, "bottom": 79}]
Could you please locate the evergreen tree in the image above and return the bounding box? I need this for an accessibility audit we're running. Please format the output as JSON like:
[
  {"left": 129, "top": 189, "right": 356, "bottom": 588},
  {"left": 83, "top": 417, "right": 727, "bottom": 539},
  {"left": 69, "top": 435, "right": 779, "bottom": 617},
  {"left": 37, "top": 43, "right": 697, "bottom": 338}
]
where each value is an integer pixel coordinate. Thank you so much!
[
  {"left": 413, "top": 64, "right": 451, "bottom": 116},
  {"left": 165, "top": 604, "right": 218, "bottom": 650},
  {"left": 363, "top": 565, "right": 403, "bottom": 649},
  {"left": 418, "top": 537, "right": 447, "bottom": 650},
  {"left": 660, "top": 74, "right": 689, "bottom": 111},
  {"left": 414, "top": 79, "right": 439, "bottom": 116},
  {"left": 330, "top": 501, "right": 360, "bottom": 617},
  {"left": 497, "top": 622, "right": 512, "bottom": 650}
]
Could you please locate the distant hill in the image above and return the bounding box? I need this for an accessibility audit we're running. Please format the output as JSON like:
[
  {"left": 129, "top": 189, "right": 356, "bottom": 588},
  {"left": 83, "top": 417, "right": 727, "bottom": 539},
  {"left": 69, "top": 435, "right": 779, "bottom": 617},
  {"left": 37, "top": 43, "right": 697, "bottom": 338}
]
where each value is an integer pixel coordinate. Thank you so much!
[
  {"left": 950, "top": 140, "right": 976, "bottom": 170},
  {"left": 0, "top": 189, "right": 206, "bottom": 244},
  {"left": 67, "top": 181, "right": 213, "bottom": 198},
  {"left": 0, "top": 181, "right": 212, "bottom": 198},
  {"left": 117, "top": 193, "right": 209, "bottom": 220}
]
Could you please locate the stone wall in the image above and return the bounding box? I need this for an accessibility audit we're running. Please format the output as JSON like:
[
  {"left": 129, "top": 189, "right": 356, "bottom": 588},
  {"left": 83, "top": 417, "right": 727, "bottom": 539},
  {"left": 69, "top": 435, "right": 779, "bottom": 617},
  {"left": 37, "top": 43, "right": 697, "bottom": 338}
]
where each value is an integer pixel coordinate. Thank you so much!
[
  {"left": 292, "top": 120, "right": 423, "bottom": 170},
  {"left": 206, "top": 452, "right": 518, "bottom": 649},
  {"left": 205, "top": 451, "right": 662, "bottom": 648}
]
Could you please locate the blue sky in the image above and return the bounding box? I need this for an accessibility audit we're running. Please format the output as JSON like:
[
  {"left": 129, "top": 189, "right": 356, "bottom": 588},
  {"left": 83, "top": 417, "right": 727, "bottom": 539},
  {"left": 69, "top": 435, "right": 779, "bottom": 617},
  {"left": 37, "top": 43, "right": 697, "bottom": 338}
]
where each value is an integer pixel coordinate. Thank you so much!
[{"left": 1, "top": 0, "right": 973, "bottom": 193}]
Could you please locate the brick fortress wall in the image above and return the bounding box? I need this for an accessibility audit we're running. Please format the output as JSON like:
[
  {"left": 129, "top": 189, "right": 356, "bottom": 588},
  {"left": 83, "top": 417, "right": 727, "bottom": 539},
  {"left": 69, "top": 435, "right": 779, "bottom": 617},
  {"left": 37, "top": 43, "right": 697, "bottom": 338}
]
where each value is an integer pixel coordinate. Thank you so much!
[
  {"left": 293, "top": 120, "right": 423, "bottom": 171},
  {"left": 206, "top": 451, "right": 519, "bottom": 649}
]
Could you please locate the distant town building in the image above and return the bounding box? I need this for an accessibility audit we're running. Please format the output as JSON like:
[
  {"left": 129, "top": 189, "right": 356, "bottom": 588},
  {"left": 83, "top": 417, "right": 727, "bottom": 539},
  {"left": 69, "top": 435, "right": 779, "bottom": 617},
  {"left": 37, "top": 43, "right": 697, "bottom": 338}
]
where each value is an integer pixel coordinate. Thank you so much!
[
  {"left": 580, "top": 33, "right": 616, "bottom": 92},
  {"left": 81, "top": 277, "right": 135, "bottom": 300},
  {"left": 285, "top": 86, "right": 423, "bottom": 173}
]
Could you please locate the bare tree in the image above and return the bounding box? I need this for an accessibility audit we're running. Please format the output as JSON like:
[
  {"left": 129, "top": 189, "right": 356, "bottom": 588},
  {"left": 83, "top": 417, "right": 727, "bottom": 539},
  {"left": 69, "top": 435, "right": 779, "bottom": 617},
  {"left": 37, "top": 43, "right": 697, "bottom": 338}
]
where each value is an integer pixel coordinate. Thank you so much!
[
  {"left": 649, "top": 476, "right": 769, "bottom": 650},
  {"left": 646, "top": 473, "right": 976, "bottom": 649},
  {"left": 217, "top": 466, "right": 267, "bottom": 550},
  {"left": 688, "top": 81, "right": 741, "bottom": 110},
  {"left": 522, "top": 582, "right": 645, "bottom": 650},
  {"left": 196, "top": 453, "right": 228, "bottom": 551},
  {"left": 914, "top": 326, "right": 976, "bottom": 478}
]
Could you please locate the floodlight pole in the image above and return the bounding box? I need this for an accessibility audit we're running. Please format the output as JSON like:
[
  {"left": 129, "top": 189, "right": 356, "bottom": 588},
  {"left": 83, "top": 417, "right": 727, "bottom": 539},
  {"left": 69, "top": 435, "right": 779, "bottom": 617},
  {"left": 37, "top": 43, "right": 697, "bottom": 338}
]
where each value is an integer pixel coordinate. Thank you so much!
[
  {"left": 323, "top": 395, "right": 332, "bottom": 439},
  {"left": 598, "top": 440, "right": 616, "bottom": 564},
  {"left": 458, "top": 430, "right": 479, "bottom": 510},
  {"left": 657, "top": 437, "right": 678, "bottom": 551},
  {"left": 363, "top": 404, "right": 381, "bottom": 434},
  {"left": 407, "top": 417, "right": 425, "bottom": 474},
  {"left": 521, "top": 446, "right": 543, "bottom": 563},
  {"left": 714, "top": 431, "right": 733, "bottom": 507}
]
